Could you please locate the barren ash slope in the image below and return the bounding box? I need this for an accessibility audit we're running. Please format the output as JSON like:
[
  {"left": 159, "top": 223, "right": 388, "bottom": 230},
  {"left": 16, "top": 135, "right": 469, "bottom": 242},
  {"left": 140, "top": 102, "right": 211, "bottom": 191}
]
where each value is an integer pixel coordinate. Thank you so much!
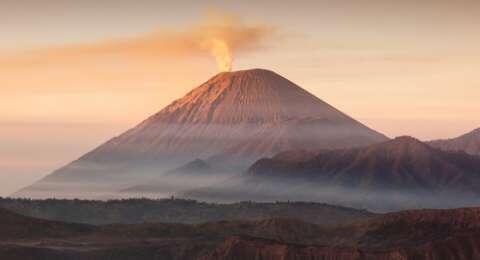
[{"left": 16, "top": 68, "right": 387, "bottom": 199}]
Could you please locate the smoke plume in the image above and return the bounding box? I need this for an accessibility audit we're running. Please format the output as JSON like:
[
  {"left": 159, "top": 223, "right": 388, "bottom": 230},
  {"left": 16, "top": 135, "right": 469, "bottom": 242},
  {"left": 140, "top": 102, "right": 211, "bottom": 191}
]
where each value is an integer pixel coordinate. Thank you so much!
[
  {"left": 195, "top": 11, "right": 274, "bottom": 71},
  {"left": 206, "top": 38, "right": 232, "bottom": 72}
]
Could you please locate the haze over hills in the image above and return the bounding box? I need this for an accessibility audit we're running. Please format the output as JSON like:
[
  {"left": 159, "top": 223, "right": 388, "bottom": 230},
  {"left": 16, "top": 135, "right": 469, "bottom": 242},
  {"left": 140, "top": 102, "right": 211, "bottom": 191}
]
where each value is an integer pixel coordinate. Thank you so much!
[
  {"left": 16, "top": 69, "right": 387, "bottom": 199},
  {"left": 184, "top": 136, "right": 480, "bottom": 211},
  {"left": 429, "top": 127, "right": 480, "bottom": 156},
  {"left": 121, "top": 159, "right": 217, "bottom": 196}
]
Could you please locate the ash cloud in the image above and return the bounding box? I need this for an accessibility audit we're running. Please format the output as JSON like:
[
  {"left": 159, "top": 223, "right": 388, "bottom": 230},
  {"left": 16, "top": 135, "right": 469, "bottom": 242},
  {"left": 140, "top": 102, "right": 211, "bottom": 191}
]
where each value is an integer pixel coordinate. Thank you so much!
[{"left": 2, "top": 10, "right": 276, "bottom": 72}]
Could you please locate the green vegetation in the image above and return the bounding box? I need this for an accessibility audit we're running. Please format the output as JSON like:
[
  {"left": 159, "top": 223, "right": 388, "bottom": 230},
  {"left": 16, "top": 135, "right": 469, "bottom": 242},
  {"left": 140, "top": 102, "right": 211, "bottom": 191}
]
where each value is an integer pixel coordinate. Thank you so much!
[{"left": 0, "top": 197, "right": 372, "bottom": 225}]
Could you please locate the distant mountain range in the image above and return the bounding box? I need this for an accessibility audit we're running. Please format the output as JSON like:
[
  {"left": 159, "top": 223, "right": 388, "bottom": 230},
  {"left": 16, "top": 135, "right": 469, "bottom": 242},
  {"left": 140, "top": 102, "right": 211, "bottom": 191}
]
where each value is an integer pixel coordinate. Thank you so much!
[
  {"left": 249, "top": 136, "right": 480, "bottom": 193},
  {"left": 16, "top": 69, "right": 386, "bottom": 199},
  {"left": 429, "top": 128, "right": 480, "bottom": 156}
]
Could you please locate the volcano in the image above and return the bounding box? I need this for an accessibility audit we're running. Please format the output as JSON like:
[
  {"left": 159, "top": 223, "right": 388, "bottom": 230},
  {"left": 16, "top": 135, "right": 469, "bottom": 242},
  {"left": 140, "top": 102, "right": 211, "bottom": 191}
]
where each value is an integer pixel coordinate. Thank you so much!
[{"left": 16, "top": 69, "right": 387, "bottom": 199}]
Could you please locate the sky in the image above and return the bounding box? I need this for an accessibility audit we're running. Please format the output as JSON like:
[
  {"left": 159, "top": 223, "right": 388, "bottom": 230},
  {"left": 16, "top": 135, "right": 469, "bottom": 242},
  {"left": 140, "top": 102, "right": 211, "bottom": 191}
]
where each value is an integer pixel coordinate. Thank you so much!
[{"left": 1, "top": 0, "right": 480, "bottom": 195}]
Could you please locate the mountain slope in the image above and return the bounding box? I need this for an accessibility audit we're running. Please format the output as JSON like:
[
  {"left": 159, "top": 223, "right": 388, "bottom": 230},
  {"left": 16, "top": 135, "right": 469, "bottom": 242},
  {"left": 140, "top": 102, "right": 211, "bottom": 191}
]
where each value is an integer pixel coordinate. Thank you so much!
[
  {"left": 249, "top": 136, "right": 480, "bottom": 192},
  {"left": 184, "top": 137, "right": 480, "bottom": 211},
  {"left": 16, "top": 68, "right": 387, "bottom": 199},
  {"left": 429, "top": 128, "right": 480, "bottom": 156},
  {"left": 82, "top": 68, "right": 386, "bottom": 166}
]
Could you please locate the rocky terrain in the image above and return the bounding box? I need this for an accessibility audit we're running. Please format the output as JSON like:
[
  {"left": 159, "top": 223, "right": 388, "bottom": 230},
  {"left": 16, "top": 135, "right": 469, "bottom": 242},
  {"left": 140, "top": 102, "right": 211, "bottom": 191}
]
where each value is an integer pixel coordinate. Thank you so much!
[
  {"left": 1, "top": 205, "right": 480, "bottom": 260},
  {"left": 204, "top": 208, "right": 480, "bottom": 260}
]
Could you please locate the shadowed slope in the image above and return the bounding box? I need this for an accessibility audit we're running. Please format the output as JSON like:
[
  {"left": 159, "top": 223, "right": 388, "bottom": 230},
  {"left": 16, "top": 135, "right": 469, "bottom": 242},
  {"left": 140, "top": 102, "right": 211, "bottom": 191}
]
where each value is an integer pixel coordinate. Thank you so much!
[{"left": 249, "top": 136, "right": 480, "bottom": 193}]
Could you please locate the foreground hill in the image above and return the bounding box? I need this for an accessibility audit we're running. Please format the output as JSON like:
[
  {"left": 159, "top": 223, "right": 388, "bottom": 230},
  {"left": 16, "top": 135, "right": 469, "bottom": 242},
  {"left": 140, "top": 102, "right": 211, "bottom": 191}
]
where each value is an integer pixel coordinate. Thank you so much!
[
  {"left": 185, "top": 136, "right": 480, "bottom": 211},
  {"left": 204, "top": 208, "right": 480, "bottom": 260},
  {"left": 429, "top": 127, "right": 480, "bottom": 156},
  {"left": 0, "top": 208, "right": 92, "bottom": 240},
  {"left": 1, "top": 205, "right": 480, "bottom": 259},
  {"left": 16, "top": 69, "right": 387, "bottom": 199}
]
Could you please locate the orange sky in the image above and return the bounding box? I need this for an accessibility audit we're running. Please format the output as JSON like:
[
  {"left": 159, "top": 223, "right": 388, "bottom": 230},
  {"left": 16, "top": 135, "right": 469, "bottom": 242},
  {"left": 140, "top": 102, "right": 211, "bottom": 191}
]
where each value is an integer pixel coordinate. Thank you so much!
[{"left": 1, "top": 0, "right": 479, "bottom": 195}]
